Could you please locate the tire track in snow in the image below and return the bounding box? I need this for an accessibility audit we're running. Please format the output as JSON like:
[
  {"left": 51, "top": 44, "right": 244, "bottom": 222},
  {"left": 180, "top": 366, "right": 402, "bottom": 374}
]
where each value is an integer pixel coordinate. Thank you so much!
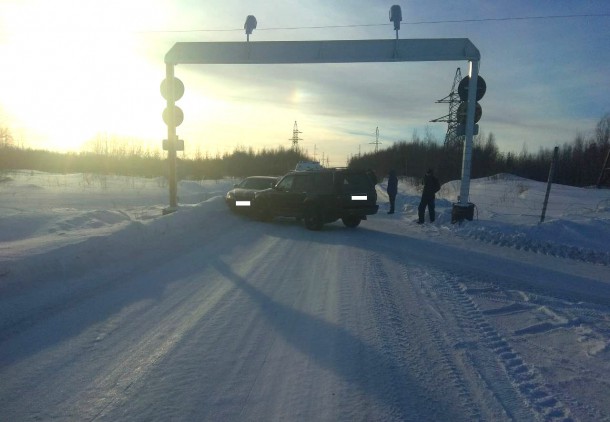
[
  {"left": 436, "top": 273, "right": 575, "bottom": 421},
  {"left": 364, "top": 253, "right": 481, "bottom": 421},
  {"left": 455, "top": 226, "right": 610, "bottom": 266},
  {"left": 462, "top": 282, "right": 610, "bottom": 420},
  {"left": 405, "top": 266, "right": 495, "bottom": 421},
  {"left": 409, "top": 272, "right": 485, "bottom": 421},
  {"left": 361, "top": 253, "right": 422, "bottom": 421}
]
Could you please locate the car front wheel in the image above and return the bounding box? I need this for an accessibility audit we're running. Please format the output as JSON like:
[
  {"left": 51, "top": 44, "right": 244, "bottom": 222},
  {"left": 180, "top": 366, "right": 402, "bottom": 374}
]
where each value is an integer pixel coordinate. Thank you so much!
[
  {"left": 304, "top": 208, "right": 324, "bottom": 231},
  {"left": 253, "top": 203, "right": 273, "bottom": 222},
  {"left": 341, "top": 216, "right": 361, "bottom": 228}
]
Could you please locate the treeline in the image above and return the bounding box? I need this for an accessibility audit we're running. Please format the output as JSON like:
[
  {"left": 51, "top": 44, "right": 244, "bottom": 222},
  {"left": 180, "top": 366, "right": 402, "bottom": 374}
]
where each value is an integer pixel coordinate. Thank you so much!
[
  {"left": 0, "top": 146, "right": 166, "bottom": 178},
  {"left": 0, "top": 140, "right": 309, "bottom": 180},
  {"left": 1, "top": 114, "right": 609, "bottom": 187},
  {"left": 348, "top": 114, "right": 610, "bottom": 188},
  {"left": 183, "top": 146, "right": 309, "bottom": 179}
]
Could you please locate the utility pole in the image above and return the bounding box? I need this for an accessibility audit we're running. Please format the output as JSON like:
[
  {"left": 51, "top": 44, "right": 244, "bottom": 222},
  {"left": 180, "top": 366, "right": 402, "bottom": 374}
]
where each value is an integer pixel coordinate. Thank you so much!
[
  {"left": 540, "top": 146, "right": 559, "bottom": 223},
  {"left": 597, "top": 148, "right": 610, "bottom": 188}
]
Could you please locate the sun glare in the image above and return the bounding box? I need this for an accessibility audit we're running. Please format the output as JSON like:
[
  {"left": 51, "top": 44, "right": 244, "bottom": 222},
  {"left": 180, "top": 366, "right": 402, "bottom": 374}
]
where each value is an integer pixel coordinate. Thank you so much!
[{"left": 0, "top": 0, "right": 170, "bottom": 152}]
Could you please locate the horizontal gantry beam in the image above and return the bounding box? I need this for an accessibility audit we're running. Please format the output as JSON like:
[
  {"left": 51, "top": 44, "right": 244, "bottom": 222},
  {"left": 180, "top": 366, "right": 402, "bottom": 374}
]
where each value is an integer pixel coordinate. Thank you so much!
[{"left": 165, "top": 38, "right": 480, "bottom": 65}]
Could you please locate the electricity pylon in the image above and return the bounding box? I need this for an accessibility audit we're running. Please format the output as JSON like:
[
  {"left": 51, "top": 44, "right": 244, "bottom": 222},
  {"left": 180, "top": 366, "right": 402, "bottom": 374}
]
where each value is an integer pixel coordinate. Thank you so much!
[
  {"left": 290, "top": 121, "right": 303, "bottom": 151},
  {"left": 370, "top": 126, "right": 382, "bottom": 153},
  {"left": 430, "top": 67, "right": 463, "bottom": 148}
]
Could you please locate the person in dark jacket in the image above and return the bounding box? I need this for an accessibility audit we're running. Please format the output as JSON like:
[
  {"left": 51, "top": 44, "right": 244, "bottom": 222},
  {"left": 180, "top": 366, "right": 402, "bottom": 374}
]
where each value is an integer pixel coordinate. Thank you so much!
[
  {"left": 418, "top": 168, "right": 440, "bottom": 223},
  {"left": 386, "top": 169, "right": 398, "bottom": 214},
  {"left": 366, "top": 169, "right": 378, "bottom": 186}
]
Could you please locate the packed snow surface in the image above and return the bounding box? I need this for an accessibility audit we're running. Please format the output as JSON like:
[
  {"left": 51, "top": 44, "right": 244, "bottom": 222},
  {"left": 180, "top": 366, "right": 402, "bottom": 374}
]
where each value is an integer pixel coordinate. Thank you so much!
[{"left": 1, "top": 170, "right": 609, "bottom": 421}]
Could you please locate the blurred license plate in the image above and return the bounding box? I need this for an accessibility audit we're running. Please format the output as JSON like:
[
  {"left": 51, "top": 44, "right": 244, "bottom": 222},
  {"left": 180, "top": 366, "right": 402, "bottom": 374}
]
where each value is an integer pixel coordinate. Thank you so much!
[
  {"left": 236, "top": 201, "right": 251, "bottom": 207},
  {"left": 351, "top": 195, "right": 367, "bottom": 201}
]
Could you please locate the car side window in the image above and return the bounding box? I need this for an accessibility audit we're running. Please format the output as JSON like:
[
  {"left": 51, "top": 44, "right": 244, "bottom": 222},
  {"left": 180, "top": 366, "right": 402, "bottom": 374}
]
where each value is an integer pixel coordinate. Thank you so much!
[
  {"left": 276, "top": 175, "right": 294, "bottom": 191},
  {"left": 292, "top": 175, "right": 314, "bottom": 192},
  {"left": 335, "top": 172, "right": 372, "bottom": 194},
  {"left": 313, "top": 173, "right": 333, "bottom": 194}
]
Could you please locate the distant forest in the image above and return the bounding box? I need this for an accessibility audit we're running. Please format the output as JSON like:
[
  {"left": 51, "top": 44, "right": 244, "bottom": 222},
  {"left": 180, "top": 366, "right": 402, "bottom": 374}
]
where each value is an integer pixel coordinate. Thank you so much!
[
  {"left": 351, "top": 113, "right": 610, "bottom": 188},
  {"left": 1, "top": 114, "right": 608, "bottom": 188}
]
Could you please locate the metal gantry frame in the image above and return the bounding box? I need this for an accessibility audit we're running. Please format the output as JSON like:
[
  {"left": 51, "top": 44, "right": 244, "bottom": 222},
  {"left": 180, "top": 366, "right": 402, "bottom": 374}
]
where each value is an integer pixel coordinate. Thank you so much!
[{"left": 163, "top": 38, "right": 481, "bottom": 211}]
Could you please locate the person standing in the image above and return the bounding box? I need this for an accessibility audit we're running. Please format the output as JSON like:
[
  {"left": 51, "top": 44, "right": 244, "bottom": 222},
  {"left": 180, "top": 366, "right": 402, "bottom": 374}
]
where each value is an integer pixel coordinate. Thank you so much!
[
  {"left": 386, "top": 169, "right": 398, "bottom": 214},
  {"left": 418, "top": 168, "right": 440, "bottom": 223}
]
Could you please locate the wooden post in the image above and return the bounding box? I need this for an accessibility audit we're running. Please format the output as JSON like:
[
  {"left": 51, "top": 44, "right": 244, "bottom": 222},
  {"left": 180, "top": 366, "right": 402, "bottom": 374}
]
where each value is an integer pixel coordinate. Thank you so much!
[
  {"left": 540, "top": 146, "right": 559, "bottom": 223},
  {"left": 596, "top": 148, "right": 610, "bottom": 188}
]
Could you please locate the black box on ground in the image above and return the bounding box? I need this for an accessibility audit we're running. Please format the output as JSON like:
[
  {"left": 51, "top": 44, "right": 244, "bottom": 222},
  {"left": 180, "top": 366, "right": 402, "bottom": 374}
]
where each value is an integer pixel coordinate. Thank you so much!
[{"left": 451, "top": 203, "right": 475, "bottom": 223}]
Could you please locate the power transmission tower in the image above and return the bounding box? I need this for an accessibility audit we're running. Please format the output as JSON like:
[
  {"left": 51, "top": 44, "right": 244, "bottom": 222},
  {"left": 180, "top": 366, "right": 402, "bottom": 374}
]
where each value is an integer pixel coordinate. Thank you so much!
[
  {"left": 430, "top": 67, "right": 463, "bottom": 148},
  {"left": 370, "top": 126, "right": 382, "bottom": 153},
  {"left": 290, "top": 121, "right": 303, "bottom": 151}
]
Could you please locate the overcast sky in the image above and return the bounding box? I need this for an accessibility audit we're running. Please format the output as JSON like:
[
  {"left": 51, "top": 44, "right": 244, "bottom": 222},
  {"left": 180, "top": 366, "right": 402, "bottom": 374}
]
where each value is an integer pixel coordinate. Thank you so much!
[{"left": 0, "top": 0, "right": 608, "bottom": 166}]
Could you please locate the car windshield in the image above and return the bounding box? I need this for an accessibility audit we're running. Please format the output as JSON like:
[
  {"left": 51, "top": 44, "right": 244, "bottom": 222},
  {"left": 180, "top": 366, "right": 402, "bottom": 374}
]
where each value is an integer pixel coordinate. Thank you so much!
[
  {"left": 275, "top": 175, "right": 294, "bottom": 191},
  {"left": 240, "top": 178, "right": 275, "bottom": 190}
]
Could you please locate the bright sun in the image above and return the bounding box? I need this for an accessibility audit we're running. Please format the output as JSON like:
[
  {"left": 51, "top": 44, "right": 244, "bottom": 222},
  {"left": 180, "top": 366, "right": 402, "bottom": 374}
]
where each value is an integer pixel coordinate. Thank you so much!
[
  {"left": 1, "top": 1, "right": 323, "bottom": 159},
  {"left": 0, "top": 0, "right": 170, "bottom": 152}
]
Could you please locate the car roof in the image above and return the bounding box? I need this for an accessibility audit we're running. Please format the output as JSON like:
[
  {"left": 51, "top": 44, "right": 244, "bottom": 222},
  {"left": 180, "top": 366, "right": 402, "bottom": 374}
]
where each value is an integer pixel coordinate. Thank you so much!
[{"left": 286, "top": 168, "right": 354, "bottom": 175}]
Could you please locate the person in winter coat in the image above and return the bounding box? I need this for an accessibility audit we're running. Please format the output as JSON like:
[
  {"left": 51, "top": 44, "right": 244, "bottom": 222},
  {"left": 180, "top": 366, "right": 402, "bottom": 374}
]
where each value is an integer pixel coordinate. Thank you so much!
[
  {"left": 386, "top": 169, "right": 398, "bottom": 214},
  {"left": 366, "top": 168, "right": 378, "bottom": 186},
  {"left": 418, "top": 168, "right": 440, "bottom": 223}
]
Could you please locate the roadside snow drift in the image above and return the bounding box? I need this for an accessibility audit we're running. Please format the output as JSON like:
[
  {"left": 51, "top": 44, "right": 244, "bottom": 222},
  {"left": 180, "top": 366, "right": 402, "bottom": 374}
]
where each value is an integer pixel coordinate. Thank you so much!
[{"left": 1, "top": 171, "right": 609, "bottom": 421}]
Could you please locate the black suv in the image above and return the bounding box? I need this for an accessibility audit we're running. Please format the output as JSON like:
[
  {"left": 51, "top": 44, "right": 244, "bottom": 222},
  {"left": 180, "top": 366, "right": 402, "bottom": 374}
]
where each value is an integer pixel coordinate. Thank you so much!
[{"left": 253, "top": 168, "right": 378, "bottom": 230}]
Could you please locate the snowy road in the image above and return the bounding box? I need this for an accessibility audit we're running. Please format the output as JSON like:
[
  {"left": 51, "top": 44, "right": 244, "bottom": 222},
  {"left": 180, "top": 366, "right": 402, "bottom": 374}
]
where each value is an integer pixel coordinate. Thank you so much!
[{"left": 1, "top": 198, "right": 609, "bottom": 421}]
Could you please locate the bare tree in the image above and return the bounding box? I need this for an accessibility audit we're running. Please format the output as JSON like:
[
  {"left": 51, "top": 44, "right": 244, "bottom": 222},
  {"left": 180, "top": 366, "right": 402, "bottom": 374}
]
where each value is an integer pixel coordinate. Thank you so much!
[
  {"left": 0, "top": 127, "right": 14, "bottom": 148},
  {"left": 596, "top": 113, "right": 610, "bottom": 146}
]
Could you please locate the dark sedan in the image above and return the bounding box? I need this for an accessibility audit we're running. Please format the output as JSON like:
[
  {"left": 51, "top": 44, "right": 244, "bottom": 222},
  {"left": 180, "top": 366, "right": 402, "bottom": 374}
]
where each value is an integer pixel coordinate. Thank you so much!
[{"left": 225, "top": 176, "right": 279, "bottom": 211}]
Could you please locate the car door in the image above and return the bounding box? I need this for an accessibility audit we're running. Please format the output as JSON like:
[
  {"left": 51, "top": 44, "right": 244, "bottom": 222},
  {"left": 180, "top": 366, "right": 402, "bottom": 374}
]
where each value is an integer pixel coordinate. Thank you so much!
[
  {"left": 285, "top": 174, "right": 311, "bottom": 216},
  {"left": 266, "top": 174, "right": 294, "bottom": 215},
  {"left": 272, "top": 174, "right": 307, "bottom": 215}
]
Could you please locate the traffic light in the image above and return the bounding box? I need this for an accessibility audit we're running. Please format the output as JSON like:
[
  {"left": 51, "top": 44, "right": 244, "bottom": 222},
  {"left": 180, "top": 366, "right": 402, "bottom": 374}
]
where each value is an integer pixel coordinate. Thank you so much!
[
  {"left": 456, "top": 75, "right": 486, "bottom": 135},
  {"left": 160, "top": 77, "right": 185, "bottom": 128}
]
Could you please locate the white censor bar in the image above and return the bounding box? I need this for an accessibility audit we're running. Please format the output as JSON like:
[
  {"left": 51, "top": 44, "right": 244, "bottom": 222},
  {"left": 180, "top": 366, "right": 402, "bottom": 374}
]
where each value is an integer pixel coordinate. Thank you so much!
[
  {"left": 351, "top": 195, "right": 367, "bottom": 201},
  {"left": 236, "top": 201, "right": 251, "bottom": 207}
]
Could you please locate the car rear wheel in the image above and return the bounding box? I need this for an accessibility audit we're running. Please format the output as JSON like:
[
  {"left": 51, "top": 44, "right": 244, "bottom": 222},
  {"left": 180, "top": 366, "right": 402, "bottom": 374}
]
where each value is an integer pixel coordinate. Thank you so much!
[{"left": 341, "top": 216, "right": 361, "bottom": 228}]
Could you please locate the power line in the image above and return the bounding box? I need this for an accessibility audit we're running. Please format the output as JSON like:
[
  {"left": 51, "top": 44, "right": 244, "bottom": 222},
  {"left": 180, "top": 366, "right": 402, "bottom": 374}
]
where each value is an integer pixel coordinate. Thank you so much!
[
  {"left": 8, "top": 13, "right": 607, "bottom": 35},
  {"left": 136, "top": 13, "right": 610, "bottom": 34}
]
